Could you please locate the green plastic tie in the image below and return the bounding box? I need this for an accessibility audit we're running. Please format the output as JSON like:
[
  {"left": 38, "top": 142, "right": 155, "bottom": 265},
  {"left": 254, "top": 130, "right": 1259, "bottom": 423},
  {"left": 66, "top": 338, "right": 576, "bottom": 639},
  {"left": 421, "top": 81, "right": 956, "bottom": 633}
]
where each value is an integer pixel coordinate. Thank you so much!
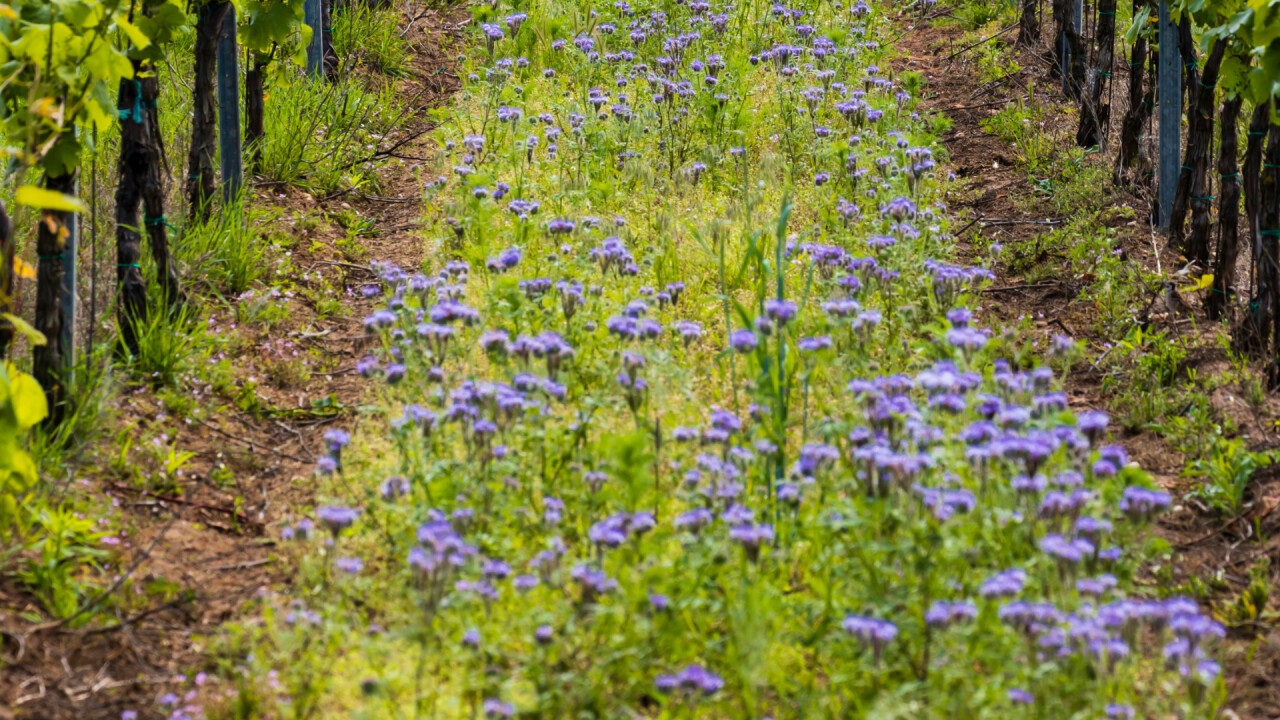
[
  {"left": 1093, "top": 69, "right": 1112, "bottom": 77},
  {"left": 1210, "top": 287, "right": 1226, "bottom": 295},
  {"left": 1098, "top": 10, "right": 1115, "bottom": 15},
  {"left": 38, "top": 253, "right": 63, "bottom": 261},
  {"left": 1261, "top": 229, "right": 1280, "bottom": 237},
  {"left": 1181, "top": 165, "right": 1193, "bottom": 172},
  {"left": 144, "top": 215, "right": 178, "bottom": 232},
  {"left": 1220, "top": 171, "right": 1239, "bottom": 178},
  {"left": 117, "top": 79, "right": 144, "bottom": 124},
  {"left": 117, "top": 262, "right": 141, "bottom": 269},
  {"left": 1248, "top": 131, "right": 1267, "bottom": 137},
  {"left": 1266, "top": 164, "right": 1280, "bottom": 170},
  {"left": 1192, "top": 195, "right": 1215, "bottom": 202}
]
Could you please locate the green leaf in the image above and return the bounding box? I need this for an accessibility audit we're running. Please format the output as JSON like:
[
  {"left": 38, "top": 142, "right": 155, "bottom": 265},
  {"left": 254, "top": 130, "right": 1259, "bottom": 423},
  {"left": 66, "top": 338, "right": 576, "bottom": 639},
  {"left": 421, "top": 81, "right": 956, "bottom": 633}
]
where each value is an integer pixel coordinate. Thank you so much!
[
  {"left": 1, "top": 313, "right": 47, "bottom": 347},
  {"left": 1124, "top": 6, "right": 1150, "bottom": 47},
  {"left": 14, "top": 185, "right": 85, "bottom": 212},
  {"left": 116, "top": 17, "right": 151, "bottom": 50},
  {"left": 8, "top": 369, "right": 48, "bottom": 429}
]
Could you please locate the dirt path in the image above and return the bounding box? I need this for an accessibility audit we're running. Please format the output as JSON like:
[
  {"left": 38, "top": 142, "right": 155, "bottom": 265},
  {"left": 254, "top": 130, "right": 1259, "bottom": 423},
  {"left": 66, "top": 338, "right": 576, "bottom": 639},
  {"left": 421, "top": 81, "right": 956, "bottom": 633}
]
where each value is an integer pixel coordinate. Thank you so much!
[
  {"left": 894, "top": 12, "right": 1280, "bottom": 716},
  {"left": 0, "top": 8, "right": 465, "bottom": 719}
]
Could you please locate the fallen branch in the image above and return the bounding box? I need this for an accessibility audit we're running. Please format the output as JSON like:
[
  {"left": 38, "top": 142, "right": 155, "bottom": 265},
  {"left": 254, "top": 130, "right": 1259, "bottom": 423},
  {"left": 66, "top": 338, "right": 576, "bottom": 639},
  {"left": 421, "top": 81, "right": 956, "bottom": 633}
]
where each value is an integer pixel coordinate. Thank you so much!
[
  {"left": 190, "top": 415, "right": 309, "bottom": 464},
  {"left": 107, "top": 482, "right": 260, "bottom": 528},
  {"left": 212, "top": 558, "right": 273, "bottom": 572},
  {"left": 63, "top": 594, "right": 193, "bottom": 637},
  {"left": 360, "top": 194, "right": 420, "bottom": 204},
  {"left": 952, "top": 217, "right": 980, "bottom": 237},
  {"left": 943, "top": 23, "right": 1019, "bottom": 62},
  {"left": 947, "top": 98, "right": 1015, "bottom": 113},
  {"left": 981, "top": 218, "right": 1063, "bottom": 227},
  {"left": 981, "top": 281, "right": 1061, "bottom": 294}
]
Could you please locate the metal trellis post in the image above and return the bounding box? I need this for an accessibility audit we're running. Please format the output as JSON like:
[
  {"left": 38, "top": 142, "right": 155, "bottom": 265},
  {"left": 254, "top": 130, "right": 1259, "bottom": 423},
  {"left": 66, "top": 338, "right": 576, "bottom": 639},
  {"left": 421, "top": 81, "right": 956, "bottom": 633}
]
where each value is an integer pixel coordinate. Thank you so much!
[
  {"left": 217, "top": 5, "right": 243, "bottom": 200},
  {"left": 60, "top": 183, "right": 76, "bottom": 373},
  {"left": 1157, "top": 0, "right": 1180, "bottom": 229},
  {"left": 305, "top": 0, "right": 324, "bottom": 77}
]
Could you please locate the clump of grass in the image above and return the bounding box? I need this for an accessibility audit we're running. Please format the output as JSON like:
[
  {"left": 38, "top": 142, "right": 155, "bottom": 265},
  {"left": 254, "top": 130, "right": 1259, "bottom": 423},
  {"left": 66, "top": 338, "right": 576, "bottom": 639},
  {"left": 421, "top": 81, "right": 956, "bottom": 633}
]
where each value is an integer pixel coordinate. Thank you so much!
[
  {"left": 178, "top": 192, "right": 273, "bottom": 295},
  {"left": 333, "top": 0, "right": 411, "bottom": 77},
  {"left": 125, "top": 282, "right": 210, "bottom": 388},
  {"left": 981, "top": 94, "right": 1059, "bottom": 176},
  {"left": 258, "top": 73, "right": 404, "bottom": 193}
]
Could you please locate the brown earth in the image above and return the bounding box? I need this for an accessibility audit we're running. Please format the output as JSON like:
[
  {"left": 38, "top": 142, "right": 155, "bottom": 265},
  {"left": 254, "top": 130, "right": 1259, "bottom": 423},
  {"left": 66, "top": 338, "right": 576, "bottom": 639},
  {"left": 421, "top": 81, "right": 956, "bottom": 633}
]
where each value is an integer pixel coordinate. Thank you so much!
[
  {"left": 894, "top": 10, "right": 1280, "bottom": 717},
  {"left": 0, "top": 6, "right": 467, "bottom": 719}
]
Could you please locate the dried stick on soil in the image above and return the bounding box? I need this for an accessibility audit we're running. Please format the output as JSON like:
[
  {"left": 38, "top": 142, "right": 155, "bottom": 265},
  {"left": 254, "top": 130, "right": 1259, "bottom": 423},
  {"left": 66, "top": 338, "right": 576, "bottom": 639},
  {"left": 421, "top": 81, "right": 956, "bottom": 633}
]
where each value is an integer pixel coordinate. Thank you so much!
[{"left": 942, "top": 23, "right": 1018, "bottom": 63}]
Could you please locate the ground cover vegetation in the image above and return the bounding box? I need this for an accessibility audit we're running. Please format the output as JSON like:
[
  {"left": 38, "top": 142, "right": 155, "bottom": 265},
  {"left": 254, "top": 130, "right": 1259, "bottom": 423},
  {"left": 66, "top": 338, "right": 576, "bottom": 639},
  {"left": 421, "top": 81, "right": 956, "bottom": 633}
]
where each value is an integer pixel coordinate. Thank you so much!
[
  {"left": 204, "top": 1, "right": 1229, "bottom": 717},
  {"left": 916, "top": 0, "right": 1280, "bottom": 711},
  {"left": 2, "top": 0, "right": 1273, "bottom": 716}
]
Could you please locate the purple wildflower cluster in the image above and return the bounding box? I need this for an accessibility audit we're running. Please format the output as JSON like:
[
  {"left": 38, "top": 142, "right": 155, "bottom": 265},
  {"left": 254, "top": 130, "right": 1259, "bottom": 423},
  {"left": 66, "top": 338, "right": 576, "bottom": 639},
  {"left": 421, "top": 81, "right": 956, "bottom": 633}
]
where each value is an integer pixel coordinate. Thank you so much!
[{"left": 244, "top": 0, "right": 1226, "bottom": 716}]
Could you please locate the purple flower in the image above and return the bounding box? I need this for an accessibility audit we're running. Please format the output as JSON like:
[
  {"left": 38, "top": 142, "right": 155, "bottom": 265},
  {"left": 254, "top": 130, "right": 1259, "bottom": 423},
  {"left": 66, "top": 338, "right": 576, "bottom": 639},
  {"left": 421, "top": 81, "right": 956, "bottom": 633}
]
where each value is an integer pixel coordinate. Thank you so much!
[
  {"left": 1039, "top": 533, "right": 1095, "bottom": 565},
  {"left": 1008, "top": 688, "right": 1034, "bottom": 705},
  {"left": 1077, "top": 410, "right": 1110, "bottom": 443},
  {"left": 315, "top": 506, "right": 359, "bottom": 536},
  {"left": 385, "top": 363, "right": 406, "bottom": 384},
  {"left": 1118, "top": 486, "right": 1171, "bottom": 522},
  {"left": 763, "top": 299, "right": 798, "bottom": 325},
  {"left": 656, "top": 665, "right": 723, "bottom": 697},
  {"left": 547, "top": 218, "right": 576, "bottom": 234},
  {"left": 1077, "top": 574, "right": 1118, "bottom": 597},
  {"left": 980, "top": 568, "right": 1026, "bottom": 598},
  {"left": 324, "top": 429, "right": 351, "bottom": 453},
  {"left": 729, "top": 523, "right": 774, "bottom": 558},
  {"left": 925, "top": 600, "right": 977, "bottom": 628},
  {"left": 462, "top": 629, "right": 481, "bottom": 648},
  {"left": 675, "top": 508, "right": 714, "bottom": 533},
  {"left": 729, "top": 329, "right": 758, "bottom": 353},
  {"left": 335, "top": 556, "right": 364, "bottom": 574},
  {"left": 842, "top": 615, "right": 898, "bottom": 661},
  {"left": 380, "top": 476, "right": 410, "bottom": 500},
  {"left": 570, "top": 563, "right": 617, "bottom": 600},
  {"left": 315, "top": 456, "right": 338, "bottom": 476}
]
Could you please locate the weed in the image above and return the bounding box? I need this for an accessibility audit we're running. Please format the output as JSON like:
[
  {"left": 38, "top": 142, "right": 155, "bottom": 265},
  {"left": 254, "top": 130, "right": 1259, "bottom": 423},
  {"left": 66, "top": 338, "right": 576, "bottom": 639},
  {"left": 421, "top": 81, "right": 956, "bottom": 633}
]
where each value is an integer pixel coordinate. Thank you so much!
[
  {"left": 234, "top": 287, "right": 293, "bottom": 329},
  {"left": 1188, "top": 434, "right": 1273, "bottom": 517},
  {"left": 16, "top": 506, "right": 108, "bottom": 618},
  {"left": 947, "top": 0, "right": 1013, "bottom": 29},
  {"left": 179, "top": 192, "right": 273, "bottom": 295},
  {"left": 258, "top": 73, "right": 405, "bottom": 193},
  {"left": 1218, "top": 558, "right": 1272, "bottom": 626},
  {"left": 981, "top": 95, "right": 1059, "bottom": 176},
  {"left": 332, "top": 1, "right": 410, "bottom": 77},
  {"left": 125, "top": 284, "right": 210, "bottom": 388}
]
